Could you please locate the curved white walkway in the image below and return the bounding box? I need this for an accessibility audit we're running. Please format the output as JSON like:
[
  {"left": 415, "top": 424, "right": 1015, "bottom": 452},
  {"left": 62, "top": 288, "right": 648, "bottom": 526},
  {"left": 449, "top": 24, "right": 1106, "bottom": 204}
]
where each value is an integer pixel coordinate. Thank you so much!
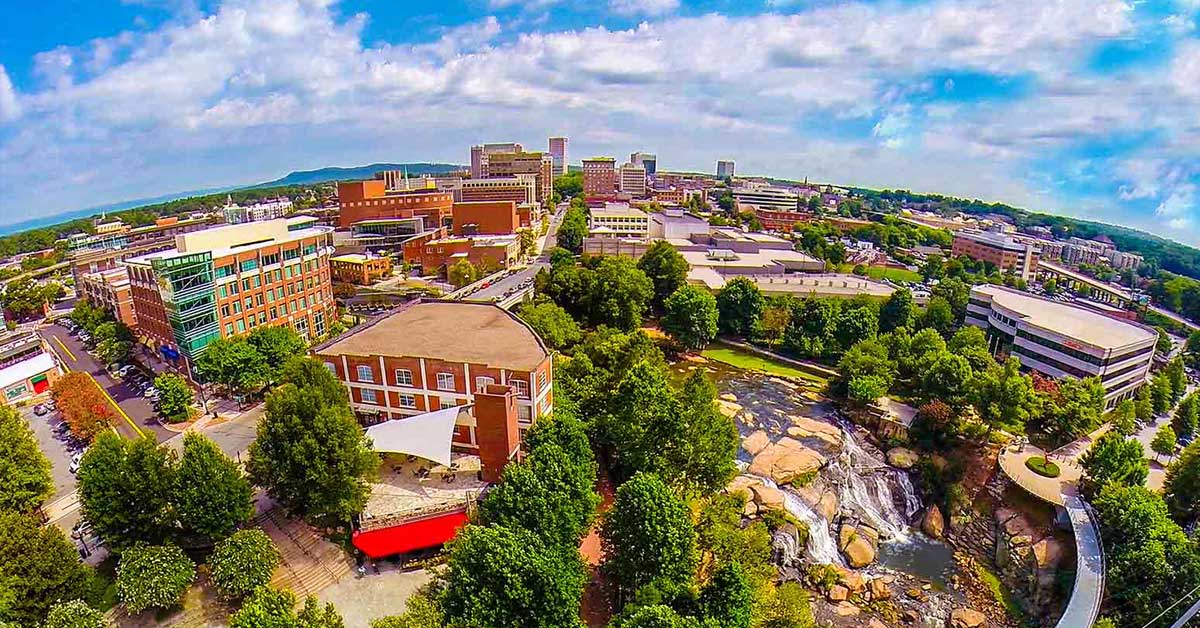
[{"left": 1054, "top": 493, "right": 1104, "bottom": 628}]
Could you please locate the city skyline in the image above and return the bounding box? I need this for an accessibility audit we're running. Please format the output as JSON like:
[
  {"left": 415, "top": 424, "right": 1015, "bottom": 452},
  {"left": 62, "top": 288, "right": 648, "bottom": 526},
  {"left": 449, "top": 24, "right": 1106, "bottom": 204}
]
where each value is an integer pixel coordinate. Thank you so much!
[{"left": 0, "top": 0, "right": 1198, "bottom": 244}]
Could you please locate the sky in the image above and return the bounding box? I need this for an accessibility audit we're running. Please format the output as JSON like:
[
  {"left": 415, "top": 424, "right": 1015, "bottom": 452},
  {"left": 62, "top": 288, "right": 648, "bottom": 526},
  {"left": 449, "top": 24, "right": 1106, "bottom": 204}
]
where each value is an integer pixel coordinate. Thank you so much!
[{"left": 0, "top": 0, "right": 1198, "bottom": 244}]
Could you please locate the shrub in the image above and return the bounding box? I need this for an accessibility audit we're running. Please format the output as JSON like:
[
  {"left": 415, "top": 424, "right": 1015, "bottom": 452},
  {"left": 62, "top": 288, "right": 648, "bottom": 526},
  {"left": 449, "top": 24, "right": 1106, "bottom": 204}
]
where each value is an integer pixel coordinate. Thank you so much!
[
  {"left": 209, "top": 529, "right": 281, "bottom": 600},
  {"left": 42, "top": 600, "right": 107, "bottom": 628},
  {"left": 116, "top": 543, "right": 196, "bottom": 613},
  {"left": 1025, "top": 456, "right": 1061, "bottom": 478}
]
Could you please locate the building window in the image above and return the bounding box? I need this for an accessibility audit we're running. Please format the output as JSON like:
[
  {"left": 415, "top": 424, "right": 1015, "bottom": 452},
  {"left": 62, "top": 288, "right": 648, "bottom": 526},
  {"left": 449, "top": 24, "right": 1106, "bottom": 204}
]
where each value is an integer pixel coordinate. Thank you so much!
[
  {"left": 475, "top": 376, "right": 495, "bottom": 392},
  {"left": 314, "top": 312, "right": 325, "bottom": 336},
  {"left": 437, "top": 372, "right": 455, "bottom": 391},
  {"left": 361, "top": 389, "right": 377, "bottom": 404},
  {"left": 512, "top": 378, "right": 529, "bottom": 398},
  {"left": 398, "top": 394, "right": 416, "bottom": 408},
  {"left": 225, "top": 323, "right": 234, "bottom": 336},
  {"left": 357, "top": 365, "right": 374, "bottom": 383},
  {"left": 538, "top": 371, "right": 548, "bottom": 392},
  {"left": 518, "top": 405, "right": 533, "bottom": 421},
  {"left": 395, "top": 369, "right": 413, "bottom": 386},
  {"left": 241, "top": 259, "right": 258, "bottom": 272},
  {"left": 236, "top": 319, "right": 246, "bottom": 333},
  {"left": 324, "top": 362, "right": 336, "bottom": 374}
]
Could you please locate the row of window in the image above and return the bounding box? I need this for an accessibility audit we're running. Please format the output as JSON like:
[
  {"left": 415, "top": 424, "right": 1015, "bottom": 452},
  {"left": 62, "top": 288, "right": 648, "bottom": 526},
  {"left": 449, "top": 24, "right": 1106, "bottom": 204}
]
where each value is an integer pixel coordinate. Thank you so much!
[
  {"left": 1102, "top": 358, "right": 1149, "bottom": 386},
  {"left": 355, "top": 389, "right": 537, "bottom": 421},
  {"left": 350, "top": 365, "right": 536, "bottom": 397},
  {"left": 1011, "top": 344, "right": 1094, "bottom": 379}
]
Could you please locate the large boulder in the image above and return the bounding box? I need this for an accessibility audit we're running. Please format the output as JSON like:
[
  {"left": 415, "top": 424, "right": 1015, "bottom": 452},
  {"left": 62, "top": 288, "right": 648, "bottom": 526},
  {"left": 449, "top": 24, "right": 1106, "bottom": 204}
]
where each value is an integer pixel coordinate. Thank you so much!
[
  {"left": 793, "top": 484, "right": 839, "bottom": 521},
  {"left": 868, "top": 577, "right": 892, "bottom": 601},
  {"left": 949, "top": 608, "right": 986, "bottom": 628},
  {"left": 748, "top": 437, "right": 827, "bottom": 485},
  {"left": 787, "top": 416, "right": 843, "bottom": 449},
  {"left": 726, "top": 475, "right": 760, "bottom": 503},
  {"left": 838, "top": 524, "right": 877, "bottom": 568},
  {"left": 836, "top": 567, "right": 865, "bottom": 593},
  {"left": 832, "top": 602, "right": 861, "bottom": 617},
  {"left": 718, "top": 400, "right": 743, "bottom": 418},
  {"left": 827, "top": 584, "right": 849, "bottom": 602},
  {"left": 922, "top": 505, "right": 945, "bottom": 539},
  {"left": 886, "top": 447, "right": 919, "bottom": 469},
  {"left": 750, "top": 483, "right": 786, "bottom": 512},
  {"left": 743, "top": 430, "right": 771, "bottom": 456}
]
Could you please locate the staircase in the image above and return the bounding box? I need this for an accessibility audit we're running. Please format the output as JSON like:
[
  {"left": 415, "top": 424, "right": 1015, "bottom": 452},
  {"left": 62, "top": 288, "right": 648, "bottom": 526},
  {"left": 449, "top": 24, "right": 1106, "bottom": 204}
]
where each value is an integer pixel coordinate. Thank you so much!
[{"left": 255, "top": 508, "right": 353, "bottom": 599}]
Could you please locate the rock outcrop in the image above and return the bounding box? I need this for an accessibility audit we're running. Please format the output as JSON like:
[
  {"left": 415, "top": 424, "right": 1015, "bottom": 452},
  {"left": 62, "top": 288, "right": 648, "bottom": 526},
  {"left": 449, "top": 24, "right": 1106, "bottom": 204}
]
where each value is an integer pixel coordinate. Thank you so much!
[
  {"left": 748, "top": 437, "right": 827, "bottom": 485},
  {"left": 838, "top": 523, "right": 878, "bottom": 568},
  {"left": 994, "top": 508, "right": 1069, "bottom": 621},
  {"left": 787, "top": 416, "right": 844, "bottom": 449},
  {"left": 742, "top": 430, "right": 771, "bottom": 456},
  {"left": 922, "top": 505, "right": 945, "bottom": 539},
  {"left": 792, "top": 484, "right": 839, "bottom": 521},
  {"left": 949, "top": 608, "right": 986, "bottom": 628}
]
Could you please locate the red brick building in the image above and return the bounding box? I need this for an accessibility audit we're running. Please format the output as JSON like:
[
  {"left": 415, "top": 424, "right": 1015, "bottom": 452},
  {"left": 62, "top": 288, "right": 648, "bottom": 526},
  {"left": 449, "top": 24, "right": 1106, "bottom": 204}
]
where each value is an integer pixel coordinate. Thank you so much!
[
  {"left": 337, "top": 180, "right": 454, "bottom": 230},
  {"left": 583, "top": 157, "right": 617, "bottom": 200},
  {"left": 452, "top": 201, "right": 520, "bottom": 236},
  {"left": 312, "top": 300, "right": 553, "bottom": 449},
  {"left": 753, "top": 206, "right": 813, "bottom": 232}
]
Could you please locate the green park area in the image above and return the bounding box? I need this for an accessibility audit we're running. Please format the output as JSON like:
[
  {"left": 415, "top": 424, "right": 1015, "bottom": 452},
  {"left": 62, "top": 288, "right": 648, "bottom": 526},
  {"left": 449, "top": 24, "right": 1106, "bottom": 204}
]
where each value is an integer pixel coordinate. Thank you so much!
[{"left": 701, "top": 346, "right": 827, "bottom": 383}]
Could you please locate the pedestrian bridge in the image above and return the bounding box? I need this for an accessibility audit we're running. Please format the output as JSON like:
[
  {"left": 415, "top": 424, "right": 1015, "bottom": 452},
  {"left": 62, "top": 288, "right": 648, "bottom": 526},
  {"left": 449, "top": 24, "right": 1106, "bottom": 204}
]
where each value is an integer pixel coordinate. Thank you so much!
[{"left": 998, "top": 445, "right": 1105, "bottom": 628}]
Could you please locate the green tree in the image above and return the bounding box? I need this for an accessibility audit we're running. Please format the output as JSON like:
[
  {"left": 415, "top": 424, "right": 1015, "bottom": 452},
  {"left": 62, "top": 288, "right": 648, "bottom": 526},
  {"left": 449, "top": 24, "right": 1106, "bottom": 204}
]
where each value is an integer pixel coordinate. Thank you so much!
[
  {"left": 715, "top": 277, "right": 764, "bottom": 338},
  {"left": 1042, "top": 277, "right": 1058, "bottom": 295},
  {"left": 661, "top": 286, "right": 719, "bottom": 352},
  {"left": 69, "top": 299, "right": 107, "bottom": 334},
  {"left": 947, "top": 325, "right": 994, "bottom": 371},
  {"left": 669, "top": 371, "right": 738, "bottom": 495},
  {"left": 248, "top": 377, "right": 378, "bottom": 524},
  {"left": 1174, "top": 393, "right": 1200, "bottom": 441},
  {"left": 0, "top": 511, "right": 95, "bottom": 626},
  {"left": 878, "top": 288, "right": 915, "bottom": 333},
  {"left": 279, "top": 356, "right": 349, "bottom": 406},
  {"left": 610, "top": 605, "right": 695, "bottom": 628},
  {"left": 42, "top": 600, "right": 107, "bottom": 628},
  {"left": 77, "top": 433, "right": 176, "bottom": 550},
  {"left": 370, "top": 590, "right": 443, "bottom": 628},
  {"left": 93, "top": 321, "right": 133, "bottom": 365},
  {"left": 698, "top": 562, "right": 752, "bottom": 628},
  {"left": 1080, "top": 433, "right": 1149, "bottom": 497},
  {"left": 831, "top": 339, "right": 895, "bottom": 401},
  {"left": 209, "top": 529, "right": 281, "bottom": 600},
  {"left": 919, "top": 296, "right": 956, "bottom": 337},
  {"left": 920, "top": 352, "right": 973, "bottom": 406},
  {"left": 229, "top": 587, "right": 297, "bottom": 628},
  {"left": 833, "top": 303, "right": 878, "bottom": 352},
  {"left": 1166, "top": 357, "right": 1188, "bottom": 401},
  {"left": 441, "top": 525, "right": 586, "bottom": 628},
  {"left": 195, "top": 337, "right": 270, "bottom": 395},
  {"left": 969, "top": 357, "right": 1037, "bottom": 435},
  {"left": 1092, "top": 484, "right": 1200, "bottom": 627},
  {"left": 554, "top": 172, "right": 583, "bottom": 199},
  {"left": 296, "top": 595, "right": 346, "bottom": 628},
  {"left": 0, "top": 406, "right": 53, "bottom": 513},
  {"left": 153, "top": 373, "right": 194, "bottom": 423},
  {"left": 637, "top": 242, "right": 689, "bottom": 313},
  {"left": 1151, "top": 425, "right": 1177, "bottom": 462},
  {"left": 557, "top": 207, "right": 589, "bottom": 254},
  {"left": 588, "top": 256, "right": 653, "bottom": 331},
  {"left": 247, "top": 326, "right": 308, "bottom": 381},
  {"left": 1042, "top": 376, "right": 1106, "bottom": 442},
  {"left": 480, "top": 416, "right": 599, "bottom": 551},
  {"left": 783, "top": 298, "right": 840, "bottom": 359},
  {"left": 174, "top": 432, "right": 253, "bottom": 543},
  {"left": 1157, "top": 327, "right": 1174, "bottom": 356},
  {"left": 517, "top": 301, "right": 582, "bottom": 350},
  {"left": 756, "top": 582, "right": 814, "bottom": 628},
  {"left": 1186, "top": 330, "right": 1200, "bottom": 367},
  {"left": 1164, "top": 441, "right": 1200, "bottom": 523},
  {"left": 1109, "top": 399, "right": 1138, "bottom": 436},
  {"left": 602, "top": 473, "right": 695, "bottom": 597},
  {"left": 1136, "top": 384, "right": 1155, "bottom": 424},
  {"left": 447, "top": 259, "right": 481, "bottom": 288},
  {"left": 1151, "top": 373, "right": 1174, "bottom": 415},
  {"left": 116, "top": 543, "right": 196, "bottom": 613}
]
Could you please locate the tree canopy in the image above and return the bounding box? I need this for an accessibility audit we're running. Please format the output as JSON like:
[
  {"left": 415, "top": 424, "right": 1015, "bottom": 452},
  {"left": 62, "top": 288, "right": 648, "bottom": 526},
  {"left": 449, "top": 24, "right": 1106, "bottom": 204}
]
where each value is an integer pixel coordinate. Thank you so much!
[
  {"left": 637, "top": 242, "right": 689, "bottom": 313},
  {"left": 0, "top": 406, "right": 53, "bottom": 513},
  {"left": 174, "top": 432, "right": 253, "bottom": 543},
  {"left": 77, "top": 433, "right": 176, "bottom": 550},
  {"left": 715, "top": 277, "right": 764, "bottom": 338},
  {"left": 209, "top": 529, "right": 281, "bottom": 601},
  {"left": 517, "top": 301, "right": 582, "bottom": 350},
  {"left": 601, "top": 472, "right": 696, "bottom": 597},
  {"left": 661, "top": 285, "right": 719, "bottom": 352},
  {"left": 115, "top": 543, "right": 196, "bottom": 613},
  {"left": 0, "top": 511, "right": 96, "bottom": 626},
  {"left": 1080, "top": 433, "right": 1149, "bottom": 497}
]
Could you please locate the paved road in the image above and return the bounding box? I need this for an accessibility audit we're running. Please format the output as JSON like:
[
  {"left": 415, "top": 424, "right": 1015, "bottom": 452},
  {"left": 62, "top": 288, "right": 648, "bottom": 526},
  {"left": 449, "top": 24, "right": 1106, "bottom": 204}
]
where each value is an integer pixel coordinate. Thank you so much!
[
  {"left": 40, "top": 324, "right": 173, "bottom": 443},
  {"left": 467, "top": 208, "right": 563, "bottom": 303},
  {"left": 20, "top": 404, "right": 77, "bottom": 501},
  {"left": 1150, "top": 304, "right": 1200, "bottom": 332}
]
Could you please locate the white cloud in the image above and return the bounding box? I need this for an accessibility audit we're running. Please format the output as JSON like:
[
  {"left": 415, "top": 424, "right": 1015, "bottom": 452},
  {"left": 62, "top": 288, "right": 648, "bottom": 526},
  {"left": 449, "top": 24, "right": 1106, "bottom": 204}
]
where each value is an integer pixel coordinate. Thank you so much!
[
  {"left": 0, "top": 65, "right": 19, "bottom": 123},
  {"left": 3, "top": 0, "right": 1199, "bottom": 244},
  {"left": 609, "top": 0, "right": 679, "bottom": 16}
]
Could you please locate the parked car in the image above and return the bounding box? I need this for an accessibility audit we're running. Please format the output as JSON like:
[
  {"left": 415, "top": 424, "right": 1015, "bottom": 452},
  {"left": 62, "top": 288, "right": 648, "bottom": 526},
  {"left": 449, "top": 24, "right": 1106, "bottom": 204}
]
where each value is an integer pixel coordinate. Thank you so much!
[
  {"left": 69, "top": 453, "right": 84, "bottom": 474},
  {"left": 33, "top": 404, "right": 48, "bottom": 416},
  {"left": 143, "top": 387, "right": 158, "bottom": 399}
]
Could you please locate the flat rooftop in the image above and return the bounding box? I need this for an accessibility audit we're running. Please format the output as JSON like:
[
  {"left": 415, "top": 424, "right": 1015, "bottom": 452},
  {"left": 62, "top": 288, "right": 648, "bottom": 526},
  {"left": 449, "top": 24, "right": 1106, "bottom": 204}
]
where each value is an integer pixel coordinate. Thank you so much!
[
  {"left": 591, "top": 204, "right": 648, "bottom": 218},
  {"left": 361, "top": 452, "right": 486, "bottom": 530},
  {"left": 973, "top": 284, "right": 1155, "bottom": 349},
  {"left": 124, "top": 219, "right": 331, "bottom": 265},
  {"left": 314, "top": 300, "right": 549, "bottom": 370}
]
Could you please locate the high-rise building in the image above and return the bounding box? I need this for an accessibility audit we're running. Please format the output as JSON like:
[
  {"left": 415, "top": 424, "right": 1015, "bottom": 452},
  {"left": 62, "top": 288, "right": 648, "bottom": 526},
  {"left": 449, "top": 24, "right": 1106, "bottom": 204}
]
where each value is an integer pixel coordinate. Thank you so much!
[
  {"left": 336, "top": 180, "right": 455, "bottom": 231},
  {"left": 582, "top": 157, "right": 617, "bottom": 199},
  {"left": 717, "top": 160, "right": 736, "bottom": 178},
  {"left": 470, "top": 143, "right": 524, "bottom": 178},
  {"left": 481, "top": 152, "right": 554, "bottom": 207},
  {"left": 619, "top": 162, "right": 648, "bottom": 198},
  {"left": 548, "top": 137, "right": 568, "bottom": 178},
  {"left": 952, "top": 229, "right": 1040, "bottom": 281},
  {"left": 123, "top": 217, "right": 336, "bottom": 378},
  {"left": 630, "top": 152, "right": 657, "bottom": 175}
]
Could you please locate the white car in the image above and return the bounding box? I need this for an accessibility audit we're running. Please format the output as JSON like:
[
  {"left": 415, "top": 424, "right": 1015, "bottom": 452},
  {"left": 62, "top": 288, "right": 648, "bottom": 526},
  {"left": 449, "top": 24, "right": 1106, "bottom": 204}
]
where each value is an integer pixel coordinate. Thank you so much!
[
  {"left": 69, "top": 453, "right": 84, "bottom": 474},
  {"left": 143, "top": 387, "right": 158, "bottom": 398}
]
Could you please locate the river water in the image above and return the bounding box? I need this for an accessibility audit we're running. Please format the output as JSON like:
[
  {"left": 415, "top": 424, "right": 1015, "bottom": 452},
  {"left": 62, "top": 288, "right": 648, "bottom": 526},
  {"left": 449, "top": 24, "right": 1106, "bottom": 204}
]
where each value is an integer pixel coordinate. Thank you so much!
[{"left": 686, "top": 357, "right": 957, "bottom": 586}]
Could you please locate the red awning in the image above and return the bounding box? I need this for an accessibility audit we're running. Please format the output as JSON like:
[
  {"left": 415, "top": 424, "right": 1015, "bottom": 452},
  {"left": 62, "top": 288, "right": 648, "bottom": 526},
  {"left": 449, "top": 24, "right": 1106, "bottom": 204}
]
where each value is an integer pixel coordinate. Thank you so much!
[{"left": 352, "top": 511, "right": 470, "bottom": 559}]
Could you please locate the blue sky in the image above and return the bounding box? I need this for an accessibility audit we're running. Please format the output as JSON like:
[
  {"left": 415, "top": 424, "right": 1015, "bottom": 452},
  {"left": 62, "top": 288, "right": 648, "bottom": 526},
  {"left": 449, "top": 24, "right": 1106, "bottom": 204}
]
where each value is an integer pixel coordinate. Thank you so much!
[{"left": 1, "top": 0, "right": 1198, "bottom": 244}]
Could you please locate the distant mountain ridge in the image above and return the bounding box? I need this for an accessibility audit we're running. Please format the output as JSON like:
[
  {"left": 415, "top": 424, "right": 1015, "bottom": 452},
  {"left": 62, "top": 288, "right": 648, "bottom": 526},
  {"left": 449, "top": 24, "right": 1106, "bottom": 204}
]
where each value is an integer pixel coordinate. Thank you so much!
[
  {"left": 0, "top": 162, "right": 465, "bottom": 238},
  {"left": 252, "top": 162, "right": 464, "bottom": 187}
]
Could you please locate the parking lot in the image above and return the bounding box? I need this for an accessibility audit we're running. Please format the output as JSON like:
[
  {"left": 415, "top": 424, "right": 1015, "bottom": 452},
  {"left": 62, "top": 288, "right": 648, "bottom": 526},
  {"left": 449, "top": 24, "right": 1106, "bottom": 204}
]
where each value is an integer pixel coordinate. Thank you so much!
[
  {"left": 40, "top": 322, "right": 174, "bottom": 443},
  {"left": 20, "top": 403, "right": 78, "bottom": 502}
]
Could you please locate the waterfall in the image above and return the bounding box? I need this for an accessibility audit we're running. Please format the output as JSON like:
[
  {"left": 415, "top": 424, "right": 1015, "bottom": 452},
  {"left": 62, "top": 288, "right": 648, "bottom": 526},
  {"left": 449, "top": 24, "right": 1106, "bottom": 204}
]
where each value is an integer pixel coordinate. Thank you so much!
[
  {"left": 895, "top": 470, "right": 922, "bottom": 520},
  {"left": 833, "top": 426, "right": 921, "bottom": 541},
  {"left": 755, "top": 476, "right": 845, "bottom": 566}
]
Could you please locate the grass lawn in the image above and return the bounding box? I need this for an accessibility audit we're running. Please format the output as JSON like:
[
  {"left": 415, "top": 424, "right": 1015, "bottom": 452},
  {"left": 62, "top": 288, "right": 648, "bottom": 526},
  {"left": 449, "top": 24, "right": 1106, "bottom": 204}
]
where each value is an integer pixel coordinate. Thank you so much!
[
  {"left": 832, "top": 264, "right": 923, "bottom": 283},
  {"left": 975, "top": 563, "right": 1025, "bottom": 622},
  {"left": 1025, "top": 455, "right": 1061, "bottom": 478},
  {"left": 701, "top": 347, "right": 827, "bottom": 383}
]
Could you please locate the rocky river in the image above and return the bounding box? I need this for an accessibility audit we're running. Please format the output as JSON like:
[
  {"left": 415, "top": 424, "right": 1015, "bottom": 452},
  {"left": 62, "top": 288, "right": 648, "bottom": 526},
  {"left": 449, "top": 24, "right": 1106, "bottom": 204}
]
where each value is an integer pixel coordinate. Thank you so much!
[{"left": 685, "top": 358, "right": 987, "bottom": 628}]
